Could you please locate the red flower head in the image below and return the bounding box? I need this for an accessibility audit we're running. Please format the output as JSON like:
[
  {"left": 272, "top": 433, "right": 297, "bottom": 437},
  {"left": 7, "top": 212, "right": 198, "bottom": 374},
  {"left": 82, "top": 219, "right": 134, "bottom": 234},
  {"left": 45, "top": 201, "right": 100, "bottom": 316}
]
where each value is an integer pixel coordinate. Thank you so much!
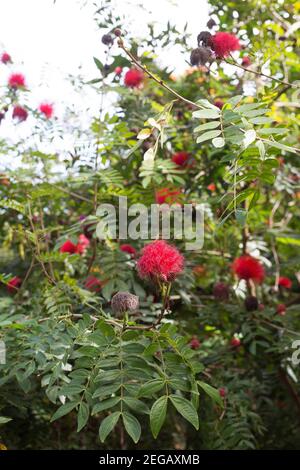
[
  {"left": 214, "top": 99, "right": 224, "bottom": 109},
  {"left": 207, "top": 183, "right": 216, "bottom": 192},
  {"left": 115, "top": 66, "right": 123, "bottom": 75},
  {"left": 219, "top": 387, "right": 226, "bottom": 398},
  {"left": 171, "top": 151, "right": 189, "bottom": 167},
  {"left": 189, "top": 336, "right": 201, "bottom": 350},
  {"left": 277, "top": 303, "right": 286, "bottom": 316},
  {"left": 1, "top": 52, "right": 11, "bottom": 64},
  {"left": 155, "top": 187, "right": 181, "bottom": 205},
  {"left": 8, "top": 73, "right": 26, "bottom": 88},
  {"left": 213, "top": 282, "right": 230, "bottom": 301},
  {"left": 12, "top": 106, "right": 28, "bottom": 122},
  {"left": 242, "top": 56, "right": 251, "bottom": 67},
  {"left": 76, "top": 234, "right": 90, "bottom": 254},
  {"left": 278, "top": 276, "right": 292, "bottom": 289},
  {"left": 84, "top": 276, "right": 103, "bottom": 293},
  {"left": 124, "top": 68, "right": 144, "bottom": 88},
  {"left": 137, "top": 240, "right": 184, "bottom": 283},
  {"left": 230, "top": 337, "right": 241, "bottom": 348},
  {"left": 59, "top": 240, "right": 77, "bottom": 254},
  {"left": 211, "top": 32, "right": 240, "bottom": 58},
  {"left": 120, "top": 244, "right": 137, "bottom": 256},
  {"left": 7, "top": 276, "right": 22, "bottom": 293},
  {"left": 232, "top": 255, "right": 265, "bottom": 284},
  {"left": 39, "top": 103, "right": 54, "bottom": 119}
]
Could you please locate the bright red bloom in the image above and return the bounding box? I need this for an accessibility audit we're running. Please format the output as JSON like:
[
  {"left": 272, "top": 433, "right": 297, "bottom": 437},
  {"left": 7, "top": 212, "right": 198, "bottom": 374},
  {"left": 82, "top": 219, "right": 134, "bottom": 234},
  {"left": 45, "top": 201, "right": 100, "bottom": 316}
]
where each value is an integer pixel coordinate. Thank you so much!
[
  {"left": 8, "top": 73, "right": 25, "bottom": 88},
  {"left": 137, "top": 240, "right": 184, "bottom": 282},
  {"left": 214, "top": 99, "right": 224, "bottom": 109},
  {"left": 39, "top": 103, "right": 53, "bottom": 119},
  {"left": 232, "top": 255, "right": 265, "bottom": 283},
  {"left": 76, "top": 234, "right": 90, "bottom": 254},
  {"left": 1, "top": 52, "right": 11, "bottom": 64},
  {"left": 7, "top": 276, "right": 22, "bottom": 293},
  {"left": 155, "top": 187, "right": 181, "bottom": 205},
  {"left": 115, "top": 66, "right": 123, "bottom": 75},
  {"left": 124, "top": 68, "right": 144, "bottom": 88},
  {"left": 277, "top": 304, "right": 286, "bottom": 316},
  {"left": 84, "top": 276, "right": 103, "bottom": 293},
  {"left": 12, "top": 106, "right": 28, "bottom": 122},
  {"left": 207, "top": 183, "right": 216, "bottom": 191},
  {"left": 211, "top": 32, "right": 240, "bottom": 58},
  {"left": 120, "top": 244, "right": 137, "bottom": 256},
  {"left": 189, "top": 336, "right": 201, "bottom": 350},
  {"left": 278, "top": 276, "right": 292, "bottom": 289},
  {"left": 230, "top": 337, "right": 241, "bottom": 348},
  {"left": 242, "top": 56, "right": 251, "bottom": 67},
  {"left": 171, "top": 151, "right": 189, "bottom": 167},
  {"left": 219, "top": 387, "right": 226, "bottom": 398},
  {"left": 59, "top": 240, "right": 77, "bottom": 254}
]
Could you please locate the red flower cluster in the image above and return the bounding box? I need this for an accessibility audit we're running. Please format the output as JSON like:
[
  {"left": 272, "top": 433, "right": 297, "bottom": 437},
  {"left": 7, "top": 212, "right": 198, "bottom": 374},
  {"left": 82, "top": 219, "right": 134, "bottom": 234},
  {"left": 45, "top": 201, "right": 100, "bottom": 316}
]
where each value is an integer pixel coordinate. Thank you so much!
[
  {"left": 230, "top": 337, "right": 241, "bottom": 348},
  {"left": 137, "top": 240, "right": 184, "bottom": 283},
  {"left": 12, "top": 106, "right": 28, "bottom": 122},
  {"left": 124, "top": 68, "right": 144, "bottom": 88},
  {"left": 189, "top": 336, "right": 201, "bottom": 350},
  {"left": 219, "top": 387, "right": 226, "bottom": 398},
  {"left": 8, "top": 73, "right": 25, "bottom": 88},
  {"left": 1, "top": 52, "right": 11, "bottom": 64},
  {"left": 120, "top": 244, "right": 137, "bottom": 256},
  {"left": 59, "top": 234, "right": 90, "bottom": 255},
  {"left": 278, "top": 276, "right": 292, "bottom": 289},
  {"left": 214, "top": 99, "right": 224, "bottom": 109},
  {"left": 114, "top": 66, "right": 123, "bottom": 75},
  {"left": 277, "top": 304, "right": 286, "bottom": 316},
  {"left": 207, "top": 183, "right": 216, "bottom": 192},
  {"left": 39, "top": 103, "right": 53, "bottom": 119},
  {"left": 155, "top": 187, "right": 181, "bottom": 205},
  {"left": 7, "top": 276, "right": 22, "bottom": 293},
  {"left": 211, "top": 32, "right": 240, "bottom": 58},
  {"left": 171, "top": 151, "right": 189, "bottom": 167},
  {"left": 242, "top": 56, "right": 251, "bottom": 67},
  {"left": 232, "top": 255, "right": 265, "bottom": 283},
  {"left": 84, "top": 276, "right": 103, "bottom": 293}
]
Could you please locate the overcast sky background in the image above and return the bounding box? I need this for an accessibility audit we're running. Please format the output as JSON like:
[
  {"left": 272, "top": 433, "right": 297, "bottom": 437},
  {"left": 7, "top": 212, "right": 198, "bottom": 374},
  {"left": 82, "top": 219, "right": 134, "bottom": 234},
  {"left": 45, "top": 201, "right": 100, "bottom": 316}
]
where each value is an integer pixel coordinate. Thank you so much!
[{"left": 0, "top": 0, "right": 209, "bottom": 169}]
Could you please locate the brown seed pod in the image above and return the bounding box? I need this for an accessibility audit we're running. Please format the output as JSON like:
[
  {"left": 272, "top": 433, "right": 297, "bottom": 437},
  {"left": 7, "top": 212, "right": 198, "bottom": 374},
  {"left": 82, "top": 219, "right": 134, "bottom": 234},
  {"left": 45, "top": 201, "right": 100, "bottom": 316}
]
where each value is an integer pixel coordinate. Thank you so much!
[
  {"left": 190, "top": 47, "right": 212, "bottom": 66},
  {"left": 197, "top": 31, "right": 213, "bottom": 47},
  {"left": 245, "top": 296, "right": 259, "bottom": 311},
  {"left": 114, "top": 28, "right": 122, "bottom": 37},
  {"left": 101, "top": 34, "right": 114, "bottom": 46},
  {"left": 111, "top": 291, "right": 139, "bottom": 318},
  {"left": 207, "top": 18, "right": 216, "bottom": 29}
]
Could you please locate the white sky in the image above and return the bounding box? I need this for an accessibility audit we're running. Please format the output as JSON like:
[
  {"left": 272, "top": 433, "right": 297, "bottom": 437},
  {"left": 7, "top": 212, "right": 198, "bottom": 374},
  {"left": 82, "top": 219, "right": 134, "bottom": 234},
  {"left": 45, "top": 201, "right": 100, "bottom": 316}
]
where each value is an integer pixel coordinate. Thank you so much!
[{"left": 0, "top": 0, "right": 209, "bottom": 169}]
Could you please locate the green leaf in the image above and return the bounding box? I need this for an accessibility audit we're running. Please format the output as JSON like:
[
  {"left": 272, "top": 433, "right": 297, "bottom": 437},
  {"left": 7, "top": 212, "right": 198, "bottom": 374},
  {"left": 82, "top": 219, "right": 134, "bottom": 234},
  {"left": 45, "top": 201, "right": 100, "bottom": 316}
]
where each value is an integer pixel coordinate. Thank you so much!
[
  {"left": 150, "top": 396, "right": 168, "bottom": 438},
  {"left": 122, "top": 412, "right": 141, "bottom": 443},
  {"left": 198, "top": 381, "right": 223, "bottom": 407},
  {"left": 77, "top": 402, "right": 89, "bottom": 432},
  {"left": 194, "top": 121, "right": 220, "bottom": 133},
  {"left": 123, "top": 397, "right": 150, "bottom": 414},
  {"left": 236, "top": 209, "right": 247, "bottom": 226},
  {"left": 99, "top": 411, "right": 121, "bottom": 443},
  {"left": 50, "top": 401, "right": 79, "bottom": 422},
  {"left": 138, "top": 379, "right": 165, "bottom": 397},
  {"left": 92, "top": 397, "right": 121, "bottom": 415},
  {"left": 212, "top": 137, "right": 225, "bottom": 148},
  {"left": 196, "top": 130, "right": 222, "bottom": 144},
  {"left": 169, "top": 395, "right": 199, "bottom": 429},
  {"left": 0, "top": 416, "right": 12, "bottom": 424},
  {"left": 93, "top": 57, "right": 104, "bottom": 73},
  {"left": 193, "top": 109, "right": 220, "bottom": 119},
  {"left": 264, "top": 140, "right": 299, "bottom": 154}
]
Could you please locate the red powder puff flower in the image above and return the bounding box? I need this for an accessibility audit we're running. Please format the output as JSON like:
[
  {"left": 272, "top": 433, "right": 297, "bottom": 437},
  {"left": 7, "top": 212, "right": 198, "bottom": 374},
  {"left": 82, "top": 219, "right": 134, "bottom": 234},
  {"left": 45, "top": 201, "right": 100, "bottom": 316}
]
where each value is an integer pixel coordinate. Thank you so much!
[
  {"left": 278, "top": 276, "right": 292, "bottom": 289},
  {"left": 211, "top": 32, "right": 240, "bottom": 58},
  {"left": 39, "top": 103, "right": 53, "bottom": 119},
  {"left": 7, "top": 276, "right": 22, "bottom": 293},
  {"left": 242, "top": 56, "right": 251, "bottom": 67},
  {"left": 207, "top": 183, "right": 216, "bottom": 191},
  {"left": 59, "top": 240, "right": 77, "bottom": 254},
  {"left": 171, "top": 151, "right": 189, "bottom": 167},
  {"left": 115, "top": 66, "right": 123, "bottom": 75},
  {"left": 219, "top": 387, "right": 226, "bottom": 398},
  {"left": 277, "top": 304, "right": 286, "bottom": 316},
  {"left": 84, "top": 276, "right": 103, "bottom": 293},
  {"left": 124, "top": 68, "right": 144, "bottom": 88},
  {"left": 8, "top": 73, "right": 25, "bottom": 88},
  {"left": 1, "top": 52, "right": 11, "bottom": 64},
  {"left": 12, "top": 106, "right": 28, "bottom": 122},
  {"left": 232, "top": 255, "right": 265, "bottom": 283},
  {"left": 155, "top": 187, "right": 181, "bottom": 205},
  {"left": 137, "top": 240, "right": 184, "bottom": 283},
  {"left": 120, "top": 244, "right": 137, "bottom": 256},
  {"left": 76, "top": 234, "right": 90, "bottom": 254},
  {"left": 230, "top": 337, "right": 241, "bottom": 348},
  {"left": 214, "top": 99, "right": 224, "bottom": 109},
  {"left": 189, "top": 336, "right": 201, "bottom": 350}
]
